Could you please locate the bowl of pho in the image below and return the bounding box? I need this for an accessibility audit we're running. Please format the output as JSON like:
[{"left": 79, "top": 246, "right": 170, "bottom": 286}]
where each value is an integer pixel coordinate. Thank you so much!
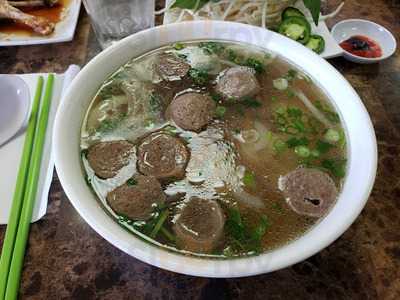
[{"left": 53, "top": 21, "right": 377, "bottom": 278}]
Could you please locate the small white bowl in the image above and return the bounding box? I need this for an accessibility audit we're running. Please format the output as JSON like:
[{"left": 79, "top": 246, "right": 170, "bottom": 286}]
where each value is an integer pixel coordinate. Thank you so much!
[
  {"left": 331, "top": 19, "right": 397, "bottom": 64},
  {"left": 0, "top": 76, "right": 30, "bottom": 147}
]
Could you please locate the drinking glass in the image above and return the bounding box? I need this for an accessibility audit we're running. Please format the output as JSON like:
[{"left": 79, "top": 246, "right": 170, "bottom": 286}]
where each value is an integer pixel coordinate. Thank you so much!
[{"left": 83, "top": 0, "right": 155, "bottom": 49}]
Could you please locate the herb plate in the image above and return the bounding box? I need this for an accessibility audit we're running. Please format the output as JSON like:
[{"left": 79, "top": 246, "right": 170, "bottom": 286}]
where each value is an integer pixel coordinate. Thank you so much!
[{"left": 163, "top": 0, "right": 344, "bottom": 59}]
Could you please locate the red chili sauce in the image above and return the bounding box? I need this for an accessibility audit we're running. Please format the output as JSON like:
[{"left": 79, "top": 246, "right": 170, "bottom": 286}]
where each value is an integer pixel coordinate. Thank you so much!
[{"left": 339, "top": 35, "right": 382, "bottom": 58}]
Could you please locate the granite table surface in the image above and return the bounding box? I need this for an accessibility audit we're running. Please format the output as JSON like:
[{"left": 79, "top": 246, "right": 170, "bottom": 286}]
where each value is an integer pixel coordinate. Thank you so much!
[{"left": 0, "top": 0, "right": 399, "bottom": 299}]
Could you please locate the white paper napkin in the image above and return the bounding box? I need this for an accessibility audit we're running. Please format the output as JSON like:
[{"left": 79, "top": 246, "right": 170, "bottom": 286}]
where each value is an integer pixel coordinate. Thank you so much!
[{"left": 0, "top": 65, "right": 80, "bottom": 224}]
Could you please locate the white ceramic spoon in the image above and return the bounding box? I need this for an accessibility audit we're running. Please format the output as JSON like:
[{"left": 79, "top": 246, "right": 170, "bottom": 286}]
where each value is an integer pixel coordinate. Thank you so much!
[{"left": 0, "top": 75, "right": 30, "bottom": 147}]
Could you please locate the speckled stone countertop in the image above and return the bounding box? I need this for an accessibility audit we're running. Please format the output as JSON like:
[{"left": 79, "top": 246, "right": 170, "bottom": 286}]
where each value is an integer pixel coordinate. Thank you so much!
[{"left": 1, "top": 0, "right": 399, "bottom": 299}]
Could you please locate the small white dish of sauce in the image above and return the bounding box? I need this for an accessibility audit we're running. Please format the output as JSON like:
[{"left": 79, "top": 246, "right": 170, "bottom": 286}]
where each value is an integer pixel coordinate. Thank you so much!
[
  {"left": 331, "top": 19, "right": 397, "bottom": 64},
  {"left": 0, "top": 75, "right": 30, "bottom": 147}
]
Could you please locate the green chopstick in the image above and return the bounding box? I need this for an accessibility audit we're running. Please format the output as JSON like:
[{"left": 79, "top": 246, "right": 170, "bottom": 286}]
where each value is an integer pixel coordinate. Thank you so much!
[
  {"left": 5, "top": 74, "right": 55, "bottom": 300},
  {"left": 0, "top": 76, "right": 44, "bottom": 300}
]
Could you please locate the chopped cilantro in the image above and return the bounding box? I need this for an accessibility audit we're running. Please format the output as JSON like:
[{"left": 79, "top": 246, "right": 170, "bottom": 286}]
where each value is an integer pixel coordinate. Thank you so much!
[
  {"left": 188, "top": 68, "right": 209, "bottom": 85},
  {"left": 284, "top": 69, "right": 298, "bottom": 81},
  {"left": 321, "top": 159, "right": 346, "bottom": 178},
  {"left": 127, "top": 178, "right": 138, "bottom": 186},
  {"left": 245, "top": 57, "right": 264, "bottom": 73},
  {"left": 316, "top": 140, "right": 334, "bottom": 154},
  {"left": 149, "top": 93, "right": 162, "bottom": 112},
  {"left": 286, "top": 137, "right": 309, "bottom": 148},
  {"left": 211, "top": 93, "right": 223, "bottom": 103},
  {"left": 215, "top": 106, "right": 227, "bottom": 118},
  {"left": 225, "top": 207, "right": 270, "bottom": 255},
  {"left": 199, "top": 41, "right": 225, "bottom": 55},
  {"left": 81, "top": 149, "right": 89, "bottom": 158},
  {"left": 241, "top": 96, "right": 262, "bottom": 108}
]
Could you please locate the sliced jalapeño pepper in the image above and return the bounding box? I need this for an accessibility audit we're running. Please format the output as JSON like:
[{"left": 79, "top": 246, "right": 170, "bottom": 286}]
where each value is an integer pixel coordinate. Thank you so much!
[
  {"left": 278, "top": 16, "right": 311, "bottom": 45},
  {"left": 306, "top": 34, "right": 325, "bottom": 54},
  {"left": 282, "top": 7, "right": 305, "bottom": 20}
]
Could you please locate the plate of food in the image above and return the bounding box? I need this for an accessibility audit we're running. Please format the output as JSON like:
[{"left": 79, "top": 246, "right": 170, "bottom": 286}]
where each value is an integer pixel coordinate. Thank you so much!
[
  {"left": 160, "top": 0, "right": 345, "bottom": 59},
  {"left": 0, "top": 0, "right": 81, "bottom": 46}
]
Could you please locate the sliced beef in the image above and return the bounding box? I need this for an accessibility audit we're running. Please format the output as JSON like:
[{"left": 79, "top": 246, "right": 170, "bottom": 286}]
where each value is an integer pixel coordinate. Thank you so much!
[
  {"left": 166, "top": 92, "right": 216, "bottom": 132},
  {"left": 87, "top": 141, "right": 134, "bottom": 179},
  {"left": 174, "top": 197, "right": 225, "bottom": 253},
  {"left": 155, "top": 53, "right": 190, "bottom": 81},
  {"left": 106, "top": 174, "right": 166, "bottom": 221},
  {"left": 216, "top": 66, "right": 260, "bottom": 100},
  {"left": 279, "top": 168, "right": 338, "bottom": 218},
  {"left": 137, "top": 132, "right": 189, "bottom": 181}
]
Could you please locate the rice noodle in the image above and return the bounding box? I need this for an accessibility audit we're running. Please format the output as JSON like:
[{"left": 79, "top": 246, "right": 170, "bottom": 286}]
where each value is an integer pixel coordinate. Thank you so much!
[
  {"left": 295, "top": 90, "right": 332, "bottom": 128},
  {"left": 157, "top": 1, "right": 345, "bottom": 30},
  {"left": 233, "top": 189, "right": 265, "bottom": 209}
]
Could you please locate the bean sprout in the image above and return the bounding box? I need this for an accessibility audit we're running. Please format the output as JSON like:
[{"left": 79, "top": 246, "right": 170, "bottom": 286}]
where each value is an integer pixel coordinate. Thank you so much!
[{"left": 156, "top": 0, "right": 345, "bottom": 29}]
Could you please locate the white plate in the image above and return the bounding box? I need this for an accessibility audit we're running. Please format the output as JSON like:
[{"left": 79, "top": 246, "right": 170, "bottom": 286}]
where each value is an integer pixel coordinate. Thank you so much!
[
  {"left": 163, "top": 0, "right": 344, "bottom": 59},
  {"left": 0, "top": 0, "right": 81, "bottom": 47}
]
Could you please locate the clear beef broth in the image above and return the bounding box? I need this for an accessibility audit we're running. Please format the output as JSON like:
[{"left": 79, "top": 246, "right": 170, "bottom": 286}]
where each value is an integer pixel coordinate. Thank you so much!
[{"left": 80, "top": 41, "right": 347, "bottom": 258}]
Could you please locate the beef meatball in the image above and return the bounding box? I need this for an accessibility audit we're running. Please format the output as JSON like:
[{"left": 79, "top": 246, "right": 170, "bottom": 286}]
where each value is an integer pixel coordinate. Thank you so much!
[
  {"left": 137, "top": 132, "right": 189, "bottom": 181},
  {"left": 216, "top": 66, "right": 260, "bottom": 100},
  {"left": 87, "top": 141, "right": 134, "bottom": 179},
  {"left": 106, "top": 174, "right": 166, "bottom": 221},
  {"left": 155, "top": 53, "right": 190, "bottom": 81},
  {"left": 166, "top": 92, "right": 216, "bottom": 132},
  {"left": 174, "top": 197, "right": 225, "bottom": 253},
  {"left": 279, "top": 168, "right": 338, "bottom": 218}
]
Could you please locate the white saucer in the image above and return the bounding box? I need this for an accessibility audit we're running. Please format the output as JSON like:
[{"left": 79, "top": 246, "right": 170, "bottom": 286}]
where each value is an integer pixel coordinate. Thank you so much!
[
  {"left": 331, "top": 19, "right": 397, "bottom": 64},
  {"left": 0, "top": 75, "right": 30, "bottom": 147}
]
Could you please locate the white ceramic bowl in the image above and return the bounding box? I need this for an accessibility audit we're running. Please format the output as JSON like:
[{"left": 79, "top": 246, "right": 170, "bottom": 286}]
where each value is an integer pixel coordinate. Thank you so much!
[
  {"left": 53, "top": 21, "right": 377, "bottom": 278},
  {"left": 331, "top": 19, "right": 397, "bottom": 64}
]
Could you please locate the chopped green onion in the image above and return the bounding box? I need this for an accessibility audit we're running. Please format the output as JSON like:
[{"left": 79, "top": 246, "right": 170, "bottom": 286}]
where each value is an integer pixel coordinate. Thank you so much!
[
  {"left": 295, "top": 145, "right": 311, "bottom": 157},
  {"left": 273, "top": 78, "right": 289, "bottom": 90},
  {"left": 310, "top": 149, "right": 321, "bottom": 158},
  {"left": 160, "top": 227, "right": 175, "bottom": 242},
  {"left": 215, "top": 106, "right": 227, "bottom": 118},
  {"left": 273, "top": 139, "right": 287, "bottom": 154},
  {"left": 324, "top": 128, "right": 340, "bottom": 143},
  {"left": 150, "top": 209, "right": 169, "bottom": 239},
  {"left": 243, "top": 170, "right": 256, "bottom": 187}
]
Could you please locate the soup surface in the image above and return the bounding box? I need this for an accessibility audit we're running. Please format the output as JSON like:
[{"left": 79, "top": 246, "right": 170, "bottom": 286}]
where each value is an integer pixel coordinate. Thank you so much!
[{"left": 80, "top": 41, "right": 347, "bottom": 258}]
